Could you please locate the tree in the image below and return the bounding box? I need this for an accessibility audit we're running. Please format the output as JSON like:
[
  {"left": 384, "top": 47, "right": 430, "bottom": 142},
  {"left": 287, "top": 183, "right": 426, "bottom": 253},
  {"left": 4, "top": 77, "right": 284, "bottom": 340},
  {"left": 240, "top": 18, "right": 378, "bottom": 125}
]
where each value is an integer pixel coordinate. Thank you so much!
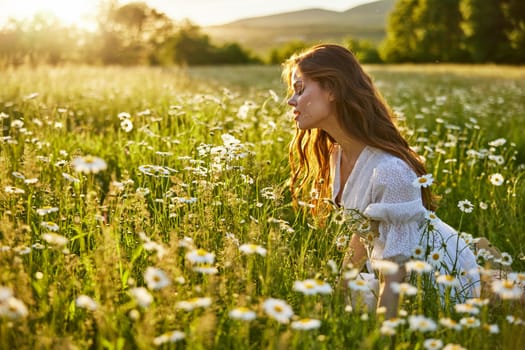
[
  {"left": 502, "top": 0, "right": 525, "bottom": 62},
  {"left": 379, "top": 0, "right": 420, "bottom": 62},
  {"left": 460, "top": 0, "right": 511, "bottom": 62}
]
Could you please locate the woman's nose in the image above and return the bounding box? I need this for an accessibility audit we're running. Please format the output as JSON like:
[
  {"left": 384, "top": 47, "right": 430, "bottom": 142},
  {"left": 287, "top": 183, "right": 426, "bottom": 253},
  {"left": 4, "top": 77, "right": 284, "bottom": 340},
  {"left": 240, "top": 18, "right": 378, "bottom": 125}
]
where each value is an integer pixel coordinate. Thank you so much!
[{"left": 287, "top": 96, "right": 296, "bottom": 106}]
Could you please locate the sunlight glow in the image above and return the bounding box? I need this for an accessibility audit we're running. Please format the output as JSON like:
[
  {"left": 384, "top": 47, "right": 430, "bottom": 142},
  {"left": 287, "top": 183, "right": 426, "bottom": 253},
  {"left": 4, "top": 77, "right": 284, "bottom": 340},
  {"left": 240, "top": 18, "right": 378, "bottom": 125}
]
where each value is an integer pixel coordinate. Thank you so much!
[{"left": 0, "top": 0, "right": 98, "bottom": 29}]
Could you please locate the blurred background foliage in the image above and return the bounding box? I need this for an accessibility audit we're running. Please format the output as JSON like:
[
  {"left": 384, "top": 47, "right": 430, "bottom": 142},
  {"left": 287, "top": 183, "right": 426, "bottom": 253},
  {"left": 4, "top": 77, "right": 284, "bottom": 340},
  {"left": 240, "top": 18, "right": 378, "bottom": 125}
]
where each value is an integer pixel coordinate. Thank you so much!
[{"left": 0, "top": 0, "right": 523, "bottom": 67}]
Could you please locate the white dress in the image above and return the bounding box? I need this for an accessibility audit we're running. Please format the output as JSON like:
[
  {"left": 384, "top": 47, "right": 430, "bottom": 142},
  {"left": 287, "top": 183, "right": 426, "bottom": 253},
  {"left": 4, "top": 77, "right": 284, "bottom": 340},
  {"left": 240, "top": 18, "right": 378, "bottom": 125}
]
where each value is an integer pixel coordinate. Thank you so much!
[{"left": 331, "top": 145, "right": 480, "bottom": 299}]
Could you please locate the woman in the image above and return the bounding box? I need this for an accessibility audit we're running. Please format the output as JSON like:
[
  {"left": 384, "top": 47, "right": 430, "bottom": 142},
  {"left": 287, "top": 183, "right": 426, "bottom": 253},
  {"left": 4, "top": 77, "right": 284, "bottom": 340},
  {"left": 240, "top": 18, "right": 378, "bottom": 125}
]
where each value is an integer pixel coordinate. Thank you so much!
[{"left": 282, "top": 44, "right": 480, "bottom": 316}]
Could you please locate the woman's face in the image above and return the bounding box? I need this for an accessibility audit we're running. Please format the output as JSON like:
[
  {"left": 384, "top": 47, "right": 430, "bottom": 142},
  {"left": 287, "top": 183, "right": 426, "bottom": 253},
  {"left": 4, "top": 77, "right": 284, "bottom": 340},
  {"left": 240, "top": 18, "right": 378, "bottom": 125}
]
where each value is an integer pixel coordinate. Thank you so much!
[{"left": 287, "top": 67, "right": 336, "bottom": 130}]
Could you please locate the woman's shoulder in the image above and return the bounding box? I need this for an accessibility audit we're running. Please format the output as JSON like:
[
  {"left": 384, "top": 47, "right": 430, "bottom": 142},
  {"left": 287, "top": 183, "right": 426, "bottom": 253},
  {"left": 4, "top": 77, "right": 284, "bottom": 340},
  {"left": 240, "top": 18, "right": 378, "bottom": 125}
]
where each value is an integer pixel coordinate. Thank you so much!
[{"left": 367, "top": 147, "right": 417, "bottom": 181}]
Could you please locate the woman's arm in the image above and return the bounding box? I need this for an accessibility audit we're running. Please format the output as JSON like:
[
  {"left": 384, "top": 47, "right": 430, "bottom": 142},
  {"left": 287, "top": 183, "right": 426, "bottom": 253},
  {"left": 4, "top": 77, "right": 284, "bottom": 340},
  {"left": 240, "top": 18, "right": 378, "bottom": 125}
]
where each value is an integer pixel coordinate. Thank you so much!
[
  {"left": 378, "top": 264, "right": 406, "bottom": 318},
  {"left": 342, "top": 233, "right": 368, "bottom": 271}
]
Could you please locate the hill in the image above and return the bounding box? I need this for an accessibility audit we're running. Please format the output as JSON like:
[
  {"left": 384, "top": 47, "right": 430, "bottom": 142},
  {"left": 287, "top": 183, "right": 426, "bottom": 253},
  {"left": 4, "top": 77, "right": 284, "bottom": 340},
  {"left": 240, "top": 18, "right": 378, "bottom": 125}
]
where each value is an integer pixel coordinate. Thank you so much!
[{"left": 202, "top": 0, "right": 396, "bottom": 54}]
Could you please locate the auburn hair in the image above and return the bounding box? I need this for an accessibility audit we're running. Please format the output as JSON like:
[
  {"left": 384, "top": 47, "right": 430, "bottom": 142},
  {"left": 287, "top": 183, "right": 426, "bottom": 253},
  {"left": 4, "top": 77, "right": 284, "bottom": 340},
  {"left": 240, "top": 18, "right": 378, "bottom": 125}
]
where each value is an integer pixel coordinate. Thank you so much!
[{"left": 282, "top": 44, "right": 436, "bottom": 212}]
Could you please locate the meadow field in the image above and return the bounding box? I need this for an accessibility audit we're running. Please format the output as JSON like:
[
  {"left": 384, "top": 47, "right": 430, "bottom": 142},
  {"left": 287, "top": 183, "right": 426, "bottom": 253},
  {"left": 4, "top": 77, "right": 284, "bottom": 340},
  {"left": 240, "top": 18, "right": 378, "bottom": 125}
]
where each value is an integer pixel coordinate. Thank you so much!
[{"left": 1, "top": 64, "right": 524, "bottom": 349}]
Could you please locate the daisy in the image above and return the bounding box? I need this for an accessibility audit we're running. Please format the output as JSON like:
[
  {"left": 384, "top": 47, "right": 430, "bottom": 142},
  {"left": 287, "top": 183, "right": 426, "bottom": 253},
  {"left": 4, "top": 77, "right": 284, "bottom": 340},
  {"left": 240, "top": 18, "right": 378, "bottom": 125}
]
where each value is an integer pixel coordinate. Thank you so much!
[
  {"left": 0, "top": 297, "right": 28, "bottom": 320},
  {"left": 484, "top": 324, "right": 500, "bottom": 334},
  {"left": 75, "top": 295, "right": 98, "bottom": 311},
  {"left": 144, "top": 267, "right": 171, "bottom": 290},
  {"left": 443, "top": 344, "right": 466, "bottom": 350},
  {"left": 36, "top": 206, "right": 59, "bottom": 216},
  {"left": 436, "top": 274, "right": 460, "bottom": 288},
  {"left": 390, "top": 282, "right": 418, "bottom": 296},
  {"left": 71, "top": 155, "right": 107, "bottom": 174},
  {"left": 459, "top": 316, "right": 480, "bottom": 328},
  {"left": 408, "top": 315, "right": 437, "bottom": 332},
  {"left": 494, "top": 252, "right": 513, "bottom": 266},
  {"left": 413, "top": 174, "right": 434, "bottom": 188},
  {"left": 412, "top": 245, "right": 426, "bottom": 259},
  {"left": 406, "top": 260, "right": 433, "bottom": 274},
  {"left": 40, "top": 221, "right": 59, "bottom": 232},
  {"left": 425, "top": 211, "right": 439, "bottom": 223},
  {"left": 262, "top": 298, "right": 294, "bottom": 324},
  {"left": 153, "top": 330, "right": 185, "bottom": 345},
  {"left": 292, "top": 280, "right": 316, "bottom": 295},
  {"left": 175, "top": 297, "right": 212, "bottom": 311},
  {"left": 239, "top": 243, "right": 267, "bottom": 256},
  {"left": 120, "top": 119, "right": 133, "bottom": 132},
  {"left": 454, "top": 303, "right": 479, "bottom": 315},
  {"left": 371, "top": 259, "right": 399, "bottom": 275},
  {"left": 488, "top": 173, "right": 504, "bottom": 186},
  {"left": 347, "top": 279, "right": 371, "bottom": 292},
  {"left": 423, "top": 338, "right": 444, "bottom": 350},
  {"left": 185, "top": 248, "right": 215, "bottom": 264},
  {"left": 62, "top": 172, "right": 80, "bottom": 183},
  {"left": 427, "top": 250, "right": 443, "bottom": 268},
  {"left": 457, "top": 199, "right": 474, "bottom": 213},
  {"left": 291, "top": 318, "right": 321, "bottom": 330},
  {"left": 491, "top": 279, "right": 523, "bottom": 300},
  {"left": 42, "top": 233, "right": 68, "bottom": 247},
  {"left": 466, "top": 298, "right": 489, "bottom": 307},
  {"left": 229, "top": 307, "right": 257, "bottom": 321},
  {"left": 130, "top": 287, "right": 153, "bottom": 308},
  {"left": 439, "top": 317, "right": 461, "bottom": 331},
  {"left": 192, "top": 264, "right": 218, "bottom": 275},
  {"left": 382, "top": 317, "right": 406, "bottom": 329}
]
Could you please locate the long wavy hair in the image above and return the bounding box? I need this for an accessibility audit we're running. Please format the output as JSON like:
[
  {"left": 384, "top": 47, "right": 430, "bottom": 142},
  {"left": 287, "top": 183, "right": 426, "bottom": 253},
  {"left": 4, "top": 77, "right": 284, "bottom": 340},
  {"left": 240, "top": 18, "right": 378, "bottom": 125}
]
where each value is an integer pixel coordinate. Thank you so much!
[{"left": 282, "top": 44, "right": 436, "bottom": 212}]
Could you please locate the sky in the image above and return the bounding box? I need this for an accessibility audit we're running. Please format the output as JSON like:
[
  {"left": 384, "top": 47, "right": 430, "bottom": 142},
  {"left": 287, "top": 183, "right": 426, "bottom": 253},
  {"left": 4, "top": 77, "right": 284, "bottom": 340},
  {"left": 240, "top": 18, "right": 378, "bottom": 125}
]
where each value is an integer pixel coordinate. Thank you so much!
[{"left": 0, "top": 0, "right": 377, "bottom": 27}]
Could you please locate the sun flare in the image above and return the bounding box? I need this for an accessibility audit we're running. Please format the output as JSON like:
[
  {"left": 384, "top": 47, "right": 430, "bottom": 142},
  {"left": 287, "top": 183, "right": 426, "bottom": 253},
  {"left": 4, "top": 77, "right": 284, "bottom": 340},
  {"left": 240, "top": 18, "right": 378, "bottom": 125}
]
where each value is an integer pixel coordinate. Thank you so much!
[{"left": 1, "top": 0, "right": 98, "bottom": 29}]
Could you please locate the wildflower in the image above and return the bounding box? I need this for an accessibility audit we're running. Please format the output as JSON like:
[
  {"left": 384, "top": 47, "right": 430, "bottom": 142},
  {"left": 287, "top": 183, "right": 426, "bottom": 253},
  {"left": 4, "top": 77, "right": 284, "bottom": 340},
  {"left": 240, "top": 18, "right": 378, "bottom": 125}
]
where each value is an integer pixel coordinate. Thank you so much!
[
  {"left": 484, "top": 323, "right": 500, "bottom": 334},
  {"left": 239, "top": 243, "right": 267, "bottom": 256},
  {"left": 457, "top": 200, "right": 474, "bottom": 213},
  {"left": 424, "top": 338, "right": 444, "bottom": 350},
  {"left": 494, "top": 252, "right": 513, "bottom": 266},
  {"left": 36, "top": 206, "right": 59, "bottom": 216},
  {"left": 412, "top": 245, "right": 426, "bottom": 259},
  {"left": 380, "top": 324, "right": 396, "bottom": 336},
  {"left": 336, "top": 233, "right": 350, "bottom": 248},
  {"left": 62, "top": 172, "right": 80, "bottom": 183},
  {"left": 121, "top": 119, "right": 133, "bottom": 132},
  {"left": 427, "top": 250, "right": 443, "bottom": 268},
  {"left": 192, "top": 264, "right": 218, "bottom": 274},
  {"left": 425, "top": 211, "right": 439, "bottom": 223},
  {"left": 229, "top": 307, "right": 257, "bottom": 321},
  {"left": 175, "top": 297, "right": 212, "bottom": 311},
  {"left": 443, "top": 344, "right": 466, "bottom": 350},
  {"left": 454, "top": 303, "right": 479, "bottom": 315},
  {"left": 293, "top": 279, "right": 332, "bottom": 295},
  {"left": 459, "top": 316, "right": 480, "bottom": 328},
  {"left": 390, "top": 282, "right": 418, "bottom": 296},
  {"left": 347, "top": 279, "right": 371, "bottom": 292},
  {"left": 4, "top": 186, "right": 25, "bottom": 194},
  {"left": 186, "top": 248, "right": 215, "bottom": 264},
  {"left": 75, "top": 295, "right": 98, "bottom": 311},
  {"left": 42, "top": 233, "right": 68, "bottom": 247},
  {"left": 0, "top": 287, "right": 12, "bottom": 301},
  {"left": 488, "top": 138, "right": 506, "bottom": 147},
  {"left": 406, "top": 260, "right": 433, "bottom": 274},
  {"left": 439, "top": 317, "right": 461, "bottom": 331},
  {"left": 479, "top": 201, "right": 488, "bottom": 210},
  {"left": 382, "top": 317, "right": 406, "bottom": 329},
  {"left": 153, "top": 330, "right": 185, "bottom": 345},
  {"left": 408, "top": 315, "right": 437, "bottom": 332},
  {"left": 118, "top": 112, "right": 131, "bottom": 120},
  {"left": 0, "top": 296, "right": 28, "bottom": 320},
  {"left": 130, "top": 287, "right": 153, "bottom": 308},
  {"left": 41, "top": 221, "right": 59, "bottom": 232},
  {"left": 488, "top": 154, "right": 505, "bottom": 165},
  {"left": 178, "top": 236, "right": 194, "bottom": 249},
  {"left": 488, "top": 173, "right": 504, "bottom": 186},
  {"left": 508, "top": 272, "right": 525, "bottom": 284},
  {"left": 71, "top": 155, "right": 107, "bottom": 174},
  {"left": 436, "top": 274, "right": 460, "bottom": 288},
  {"left": 138, "top": 164, "right": 172, "bottom": 177},
  {"left": 491, "top": 279, "right": 523, "bottom": 300},
  {"left": 371, "top": 259, "right": 399, "bottom": 275},
  {"left": 291, "top": 318, "right": 321, "bottom": 330},
  {"left": 466, "top": 298, "right": 489, "bottom": 307},
  {"left": 144, "top": 267, "right": 171, "bottom": 290},
  {"left": 262, "top": 298, "right": 294, "bottom": 324},
  {"left": 413, "top": 174, "right": 434, "bottom": 188}
]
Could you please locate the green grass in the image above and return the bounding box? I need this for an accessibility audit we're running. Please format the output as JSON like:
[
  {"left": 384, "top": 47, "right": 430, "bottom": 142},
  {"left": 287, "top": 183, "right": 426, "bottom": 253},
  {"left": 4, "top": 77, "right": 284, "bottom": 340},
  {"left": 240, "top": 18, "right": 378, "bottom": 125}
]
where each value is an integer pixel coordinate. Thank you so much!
[{"left": 0, "top": 64, "right": 524, "bottom": 349}]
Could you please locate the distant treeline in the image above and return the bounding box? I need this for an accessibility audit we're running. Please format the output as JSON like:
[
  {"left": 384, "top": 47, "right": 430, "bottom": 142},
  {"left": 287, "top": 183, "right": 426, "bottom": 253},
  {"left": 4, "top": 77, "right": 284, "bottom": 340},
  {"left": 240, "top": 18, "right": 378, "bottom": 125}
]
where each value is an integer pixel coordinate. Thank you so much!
[{"left": 0, "top": 0, "right": 524, "bottom": 66}]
